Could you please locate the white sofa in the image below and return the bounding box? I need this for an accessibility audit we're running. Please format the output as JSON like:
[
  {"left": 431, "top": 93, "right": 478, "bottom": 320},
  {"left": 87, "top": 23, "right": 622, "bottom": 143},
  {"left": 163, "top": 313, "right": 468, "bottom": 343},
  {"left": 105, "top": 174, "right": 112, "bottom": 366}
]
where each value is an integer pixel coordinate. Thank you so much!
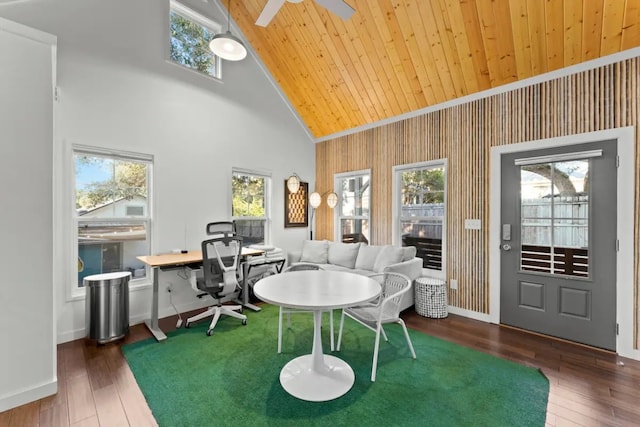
[{"left": 287, "top": 240, "right": 423, "bottom": 311}]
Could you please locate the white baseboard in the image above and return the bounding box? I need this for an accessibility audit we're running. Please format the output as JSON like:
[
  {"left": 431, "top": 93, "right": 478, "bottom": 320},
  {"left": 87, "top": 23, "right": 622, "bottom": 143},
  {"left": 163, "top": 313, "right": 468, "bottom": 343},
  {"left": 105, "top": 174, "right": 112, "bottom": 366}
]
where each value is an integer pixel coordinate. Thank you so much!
[
  {"left": 56, "top": 298, "right": 213, "bottom": 344},
  {"left": 0, "top": 379, "right": 57, "bottom": 412},
  {"left": 446, "top": 305, "right": 493, "bottom": 323}
]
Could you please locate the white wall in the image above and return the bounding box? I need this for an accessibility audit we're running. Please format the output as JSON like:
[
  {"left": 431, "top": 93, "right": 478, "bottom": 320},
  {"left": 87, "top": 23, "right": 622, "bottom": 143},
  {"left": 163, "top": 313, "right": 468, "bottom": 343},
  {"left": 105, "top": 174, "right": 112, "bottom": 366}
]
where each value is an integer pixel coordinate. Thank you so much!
[
  {"left": 0, "top": 0, "right": 315, "bottom": 382},
  {"left": 0, "top": 18, "right": 57, "bottom": 411}
]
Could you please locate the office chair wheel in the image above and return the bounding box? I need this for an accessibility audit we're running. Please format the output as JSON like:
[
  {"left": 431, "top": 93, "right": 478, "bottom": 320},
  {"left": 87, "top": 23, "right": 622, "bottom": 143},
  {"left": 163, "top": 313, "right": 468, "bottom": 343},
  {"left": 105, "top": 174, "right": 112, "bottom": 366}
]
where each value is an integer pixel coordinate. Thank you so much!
[
  {"left": 206, "top": 329, "right": 213, "bottom": 336},
  {"left": 242, "top": 319, "right": 247, "bottom": 325}
]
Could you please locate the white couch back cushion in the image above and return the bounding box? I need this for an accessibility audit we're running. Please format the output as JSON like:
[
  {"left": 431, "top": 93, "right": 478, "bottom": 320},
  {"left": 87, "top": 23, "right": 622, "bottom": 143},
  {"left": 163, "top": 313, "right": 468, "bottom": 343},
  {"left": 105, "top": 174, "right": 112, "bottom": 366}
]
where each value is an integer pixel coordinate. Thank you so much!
[
  {"left": 327, "top": 242, "right": 361, "bottom": 269},
  {"left": 355, "top": 244, "right": 382, "bottom": 270},
  {"left": 300, "top": 240, "right": 329, "bottom": 264}
]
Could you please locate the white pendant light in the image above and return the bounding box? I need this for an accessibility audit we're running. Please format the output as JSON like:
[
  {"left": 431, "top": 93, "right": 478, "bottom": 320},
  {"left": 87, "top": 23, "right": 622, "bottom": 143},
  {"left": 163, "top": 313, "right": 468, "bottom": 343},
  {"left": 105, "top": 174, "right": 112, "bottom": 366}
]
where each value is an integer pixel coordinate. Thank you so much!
[
  {"left": 287, "top": 173, "right": 301, "bottom": 193},
  {"left": 326, "top": 192, "right": 338, "bottom": 208},
  {"left": 309, "top": 192, "right": 322, "bottom": 208},
  {"left": 210, "top": 0, "right": 247, "bottom": 61}
]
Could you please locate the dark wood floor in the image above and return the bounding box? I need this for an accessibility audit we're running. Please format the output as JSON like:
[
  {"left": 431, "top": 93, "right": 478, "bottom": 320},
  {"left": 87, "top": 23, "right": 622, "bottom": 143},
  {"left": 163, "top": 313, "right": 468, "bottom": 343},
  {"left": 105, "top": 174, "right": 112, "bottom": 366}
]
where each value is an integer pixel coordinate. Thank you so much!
[{"left": 2, "top": 307, "right": 640, "bottom": 427}]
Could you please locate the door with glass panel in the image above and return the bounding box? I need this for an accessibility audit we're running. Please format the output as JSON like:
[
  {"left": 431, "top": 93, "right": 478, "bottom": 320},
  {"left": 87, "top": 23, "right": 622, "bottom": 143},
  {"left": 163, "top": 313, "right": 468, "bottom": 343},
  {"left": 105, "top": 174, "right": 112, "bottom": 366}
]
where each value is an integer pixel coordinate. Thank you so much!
[{"left": 500, "top": 140, "right": 617, "bottom": 350}]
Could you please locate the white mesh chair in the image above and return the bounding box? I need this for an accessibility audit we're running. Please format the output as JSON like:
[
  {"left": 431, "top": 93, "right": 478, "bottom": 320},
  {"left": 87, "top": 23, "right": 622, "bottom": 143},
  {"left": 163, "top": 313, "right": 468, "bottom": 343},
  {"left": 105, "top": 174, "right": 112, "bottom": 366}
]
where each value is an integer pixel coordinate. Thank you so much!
[
  {"left": 185, "top": 235, "right": 247, "bottom": 336},
  {"left": 278, "top": 263, "right": 334, "bottom": 353},
  {"left": 336, "top": 272, "right": 417, "bottom": 381}
]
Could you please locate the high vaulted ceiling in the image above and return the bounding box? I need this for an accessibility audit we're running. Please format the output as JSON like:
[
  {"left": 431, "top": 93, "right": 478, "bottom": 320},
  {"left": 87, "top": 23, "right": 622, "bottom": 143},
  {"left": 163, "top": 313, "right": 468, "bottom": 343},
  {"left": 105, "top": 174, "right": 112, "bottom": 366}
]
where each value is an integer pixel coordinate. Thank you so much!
[{"left": 229, "top": 0, "right": 640, "bottom": 139}]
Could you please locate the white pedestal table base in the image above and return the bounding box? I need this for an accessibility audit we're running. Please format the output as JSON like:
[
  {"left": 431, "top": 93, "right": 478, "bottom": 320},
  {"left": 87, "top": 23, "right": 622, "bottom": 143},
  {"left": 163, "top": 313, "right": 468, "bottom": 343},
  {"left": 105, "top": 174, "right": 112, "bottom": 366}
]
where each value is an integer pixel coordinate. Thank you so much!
[{"left": 279, "top": 354, "right": 355, "bottom": 402}]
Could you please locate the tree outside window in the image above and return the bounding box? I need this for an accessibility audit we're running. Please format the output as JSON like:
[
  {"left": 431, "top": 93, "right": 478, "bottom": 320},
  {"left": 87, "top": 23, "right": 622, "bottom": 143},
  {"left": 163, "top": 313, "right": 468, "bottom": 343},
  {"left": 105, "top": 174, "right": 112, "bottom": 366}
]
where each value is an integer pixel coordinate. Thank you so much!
[
  {"left": 169, "top": 1, "right": 221, "bottom": 79},
  {"left": 232, "top": 170, "right": 270, "bottom": 245}
]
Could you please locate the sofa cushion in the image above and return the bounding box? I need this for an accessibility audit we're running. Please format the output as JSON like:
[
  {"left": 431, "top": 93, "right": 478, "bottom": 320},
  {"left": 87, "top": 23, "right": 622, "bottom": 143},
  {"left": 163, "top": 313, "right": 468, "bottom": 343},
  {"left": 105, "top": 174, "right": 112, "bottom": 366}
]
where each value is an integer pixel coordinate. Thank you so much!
[
  {"left": 355, "top": 244, "right": 382, "bottom": 271},
  {"left": 327, "top": 242, "right": 361, "bottom": 269},
  {"left": 401, "top": 246, "right": 417, "bottom": 261},
  {"left": 373, "top": 245, "right": 405, "bottom": 273},
  {"left": 299, "top": 240, "right": 328, "bottom": 264}
]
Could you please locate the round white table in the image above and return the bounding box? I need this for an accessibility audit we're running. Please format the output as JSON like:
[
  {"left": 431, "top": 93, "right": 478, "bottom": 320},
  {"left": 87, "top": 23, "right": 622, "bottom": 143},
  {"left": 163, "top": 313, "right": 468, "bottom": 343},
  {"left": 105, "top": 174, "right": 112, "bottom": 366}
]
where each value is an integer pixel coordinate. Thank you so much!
[{"left": 253, "top": 270, "right": 381, "bottom": 402}]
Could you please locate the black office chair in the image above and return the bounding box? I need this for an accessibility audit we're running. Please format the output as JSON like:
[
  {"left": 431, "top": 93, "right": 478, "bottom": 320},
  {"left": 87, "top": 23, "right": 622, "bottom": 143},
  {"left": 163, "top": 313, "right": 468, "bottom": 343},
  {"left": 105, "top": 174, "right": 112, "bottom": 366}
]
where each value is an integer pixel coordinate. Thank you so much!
[
  {"left": 206, "top": 221, "right": 236, "bottom": 237},
  {"left": 185, "top": 235, "right": 247, "bottom": 336}
]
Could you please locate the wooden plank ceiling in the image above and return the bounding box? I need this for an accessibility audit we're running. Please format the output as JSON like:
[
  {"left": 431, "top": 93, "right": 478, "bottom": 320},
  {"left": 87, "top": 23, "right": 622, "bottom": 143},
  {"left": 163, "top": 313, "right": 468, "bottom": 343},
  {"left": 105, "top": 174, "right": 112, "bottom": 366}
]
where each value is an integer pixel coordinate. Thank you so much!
[{"left": 230, "top": 0, "right": 640, "bottom": 139}]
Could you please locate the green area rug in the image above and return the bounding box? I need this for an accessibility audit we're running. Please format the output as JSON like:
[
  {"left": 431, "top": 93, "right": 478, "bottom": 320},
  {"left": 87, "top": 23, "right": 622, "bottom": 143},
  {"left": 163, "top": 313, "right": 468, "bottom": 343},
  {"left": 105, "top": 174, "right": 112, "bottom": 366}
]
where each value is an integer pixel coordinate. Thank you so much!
[{"left": 122, "top": 304, "right": 548, "bottom": 426}]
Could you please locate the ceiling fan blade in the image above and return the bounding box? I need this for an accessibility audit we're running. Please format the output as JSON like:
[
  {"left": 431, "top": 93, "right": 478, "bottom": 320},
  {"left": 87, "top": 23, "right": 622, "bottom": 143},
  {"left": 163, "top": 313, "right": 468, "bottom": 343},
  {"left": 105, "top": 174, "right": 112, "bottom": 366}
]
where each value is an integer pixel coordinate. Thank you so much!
[
  {"left": 314, "top": 0, "right": 355, "bottom": 21},
  {"left": 255, "top": 0, "right": 287, "bottom": 27}
]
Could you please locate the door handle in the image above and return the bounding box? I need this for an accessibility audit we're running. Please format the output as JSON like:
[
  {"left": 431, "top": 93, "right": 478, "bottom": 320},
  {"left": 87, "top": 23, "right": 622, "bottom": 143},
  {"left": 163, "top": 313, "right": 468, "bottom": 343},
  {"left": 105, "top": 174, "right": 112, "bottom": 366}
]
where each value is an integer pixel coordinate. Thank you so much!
[{"left": 501, "top": 244, "right": 512, "bottom": 251}]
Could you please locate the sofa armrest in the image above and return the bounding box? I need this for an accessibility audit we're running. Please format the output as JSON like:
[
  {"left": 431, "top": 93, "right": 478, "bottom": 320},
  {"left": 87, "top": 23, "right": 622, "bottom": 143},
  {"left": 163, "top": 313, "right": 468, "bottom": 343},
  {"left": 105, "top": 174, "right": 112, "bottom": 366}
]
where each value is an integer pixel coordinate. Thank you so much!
[
  {"left": 383, "top": 257, "right": 422, "bottom": 281},
  {"left": 287, "top": 250, "right": 302, "bottom": 265},
  {"left": 384, "top": 257, "right": 422, "bottom": 311}
]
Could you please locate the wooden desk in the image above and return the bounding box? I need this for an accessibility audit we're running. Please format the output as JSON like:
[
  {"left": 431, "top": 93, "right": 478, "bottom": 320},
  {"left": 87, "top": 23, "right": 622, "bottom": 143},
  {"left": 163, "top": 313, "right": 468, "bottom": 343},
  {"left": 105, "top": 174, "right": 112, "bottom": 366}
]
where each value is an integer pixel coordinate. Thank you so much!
[{"left": 137, "top": 247, "right": 264, "bottom": 341}]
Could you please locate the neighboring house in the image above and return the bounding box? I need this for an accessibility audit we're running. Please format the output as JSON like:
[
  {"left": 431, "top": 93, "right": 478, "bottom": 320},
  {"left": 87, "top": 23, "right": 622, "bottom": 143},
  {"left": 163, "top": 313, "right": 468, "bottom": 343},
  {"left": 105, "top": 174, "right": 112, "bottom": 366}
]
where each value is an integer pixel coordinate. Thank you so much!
[{"left": 77, "top": 196, "right": 148, "bottom": 284}]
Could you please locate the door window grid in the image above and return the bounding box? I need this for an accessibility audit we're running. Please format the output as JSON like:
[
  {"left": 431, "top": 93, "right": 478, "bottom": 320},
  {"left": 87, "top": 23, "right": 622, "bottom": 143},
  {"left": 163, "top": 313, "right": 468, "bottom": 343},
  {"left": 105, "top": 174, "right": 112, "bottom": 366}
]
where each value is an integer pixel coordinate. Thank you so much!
[{"left": 520, "top": 160, "right": 590, "bottom": 278}]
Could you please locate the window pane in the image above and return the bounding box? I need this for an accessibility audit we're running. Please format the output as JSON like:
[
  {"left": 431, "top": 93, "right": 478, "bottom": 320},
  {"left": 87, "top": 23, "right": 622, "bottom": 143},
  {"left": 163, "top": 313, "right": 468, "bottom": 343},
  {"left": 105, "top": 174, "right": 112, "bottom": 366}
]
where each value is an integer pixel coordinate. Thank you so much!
[
  {"left": 401, "top": 168, "right": 445, "bottom": 208},
  {"left": 553, "top": 219, "right": 588, "bottom": 247},
  {"left": 75, "top": 155, "right": 148, "bottom": 218},
  {"left": 77, "top": 221, "right": 149, "bottom": 286},
  {"left": 400, "top": 166, "right": 445, "bottom": 271},
  {"left": 234, "top": 219, "right": 265, "bottom": 245},
  {"left": 340, "top": 219, "right": 369, "bottom": 243},
  {"left": 232, "top": 173, "right": 266, "bottom": 217},
  {"left": 170, "top": 10, "right": 218, "bottom": 78},
  {"left": 339, "top": 175, "right": 370, "bottom": 217},
  {"left": 401, "top": 219, "right": 443, "bottom": 270},
  {"left": 520, "top": 159, "right": 590, "bottom": 278}
]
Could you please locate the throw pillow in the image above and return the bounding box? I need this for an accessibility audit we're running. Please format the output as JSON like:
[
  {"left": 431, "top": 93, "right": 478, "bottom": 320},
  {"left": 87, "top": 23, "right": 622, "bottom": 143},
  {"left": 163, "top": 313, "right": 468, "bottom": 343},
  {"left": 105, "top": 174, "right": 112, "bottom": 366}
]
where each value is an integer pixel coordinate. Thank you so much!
[
  {"left": 373, "top": 245, "right": 405, "bottom": 273},
  {"left": 355, "top": 244, "right": 382, "bottom": 271},
  {"left": 328, "top": 242, "right": 361, "bottom": 269},
  {"left": 299, "top": 240, "right": 329, "bottom": 264}
]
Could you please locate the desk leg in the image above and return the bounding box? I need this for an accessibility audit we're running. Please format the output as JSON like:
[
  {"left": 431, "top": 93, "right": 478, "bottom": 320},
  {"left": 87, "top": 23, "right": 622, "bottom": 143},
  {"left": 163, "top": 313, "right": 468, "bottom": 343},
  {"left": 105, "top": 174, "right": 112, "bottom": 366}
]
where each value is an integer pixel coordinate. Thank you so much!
[
  {"left": 240, "top": 260, "right": 261, "bottom": 312},
  {"left": 144, "top": 266, "right": 167, "bottom": 341}
]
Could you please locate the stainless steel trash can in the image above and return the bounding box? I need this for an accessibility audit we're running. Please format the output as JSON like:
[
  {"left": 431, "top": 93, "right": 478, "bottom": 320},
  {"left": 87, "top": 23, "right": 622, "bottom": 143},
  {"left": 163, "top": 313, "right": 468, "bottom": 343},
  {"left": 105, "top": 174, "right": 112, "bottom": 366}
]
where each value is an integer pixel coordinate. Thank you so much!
[{"left": 84, "top": 271, "right": 131, "bottom": 343}]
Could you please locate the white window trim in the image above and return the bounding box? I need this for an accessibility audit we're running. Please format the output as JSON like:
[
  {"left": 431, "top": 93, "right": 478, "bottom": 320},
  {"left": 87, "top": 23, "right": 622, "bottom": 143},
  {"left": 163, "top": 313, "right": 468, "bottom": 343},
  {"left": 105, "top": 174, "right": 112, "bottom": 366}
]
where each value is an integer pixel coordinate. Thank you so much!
[
  {"left": 231, "top": 167, "right": 273, "bottom": 245},
  {"left": 168, "top": 0, "right": 223, "bottom": 81},
  {"left": 334, "top": 169, "right": 371, "bottom": 242},
  {"left": 70, "top": 144, "right": 154, "bottom": 300},
  {"left": 392, "top": 160, "right": 447, "bottom": 279}
]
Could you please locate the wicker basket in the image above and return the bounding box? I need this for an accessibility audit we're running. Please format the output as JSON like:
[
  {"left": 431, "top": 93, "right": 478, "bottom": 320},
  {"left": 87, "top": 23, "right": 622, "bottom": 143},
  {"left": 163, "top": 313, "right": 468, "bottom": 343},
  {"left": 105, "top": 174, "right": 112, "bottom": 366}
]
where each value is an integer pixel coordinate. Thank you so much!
[{"left": 414, "top": 277, "right": 448, "bottom": 318}]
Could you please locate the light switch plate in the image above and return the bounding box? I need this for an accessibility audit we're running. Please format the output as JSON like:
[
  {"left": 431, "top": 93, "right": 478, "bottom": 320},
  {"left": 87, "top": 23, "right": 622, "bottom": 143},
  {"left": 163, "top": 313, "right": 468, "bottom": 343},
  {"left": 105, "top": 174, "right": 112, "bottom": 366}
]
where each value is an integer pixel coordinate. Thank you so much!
[{"left": 464, "top": 219, "right": 481, "bottom": 230}]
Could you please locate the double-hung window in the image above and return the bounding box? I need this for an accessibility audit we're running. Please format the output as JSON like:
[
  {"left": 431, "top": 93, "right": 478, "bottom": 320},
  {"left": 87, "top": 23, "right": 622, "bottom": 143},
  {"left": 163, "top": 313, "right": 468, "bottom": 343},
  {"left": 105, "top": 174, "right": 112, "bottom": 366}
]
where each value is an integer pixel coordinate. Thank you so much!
[
  {"left": 394, "top": 161, "right": 446, "bottom": 274},
  {"left": 335, "top": 170, "right": 370, "bottom": 243},
  {"left": 232, "top": 169, "right": 271, "bottom": 245},
  {"left": 73, "top": 146, "right": 153, "bottom": 292},
  {"left": 169, "top": 0, "right": 222, "bottom": 79}
]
